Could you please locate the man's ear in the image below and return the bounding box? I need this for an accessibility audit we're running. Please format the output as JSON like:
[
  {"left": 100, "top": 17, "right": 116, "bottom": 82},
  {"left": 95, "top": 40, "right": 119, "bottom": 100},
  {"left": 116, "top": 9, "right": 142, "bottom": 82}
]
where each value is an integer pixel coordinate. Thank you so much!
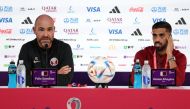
[{"left": 32, "top": 27, "right": 35, "bottom": 33}]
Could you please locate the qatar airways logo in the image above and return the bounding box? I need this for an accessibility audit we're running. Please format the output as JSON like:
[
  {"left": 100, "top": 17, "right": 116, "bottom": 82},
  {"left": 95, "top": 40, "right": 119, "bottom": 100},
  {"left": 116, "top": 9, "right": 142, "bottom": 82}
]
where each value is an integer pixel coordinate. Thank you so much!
[
  {"left": 63, "top": 28, "right": 79, "bottom": 35},
  {"left": 107, "top": 17, "right": 122, "bottom": 24},
  {"left": 129, "top": 7, "right": 144, "bottom": 12},
  {"left": 42, "top": 6, "right": 57, "bottom": 12},
  {"left": 0, "top": 29, "right": 12, "bottom": 34}
]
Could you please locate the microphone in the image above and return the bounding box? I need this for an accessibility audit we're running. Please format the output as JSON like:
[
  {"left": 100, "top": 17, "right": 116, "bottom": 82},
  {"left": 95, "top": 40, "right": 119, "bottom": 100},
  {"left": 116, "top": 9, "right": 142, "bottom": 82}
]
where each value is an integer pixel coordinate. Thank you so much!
[
  {"left": 45, "top": 43, "right": 49, "bottom": 48},
  {"left": 44, "top": 43, "right": 48, "bottom": 68},
  {"left": 44, "top": 43, "right": 50, "bottom": 88}
]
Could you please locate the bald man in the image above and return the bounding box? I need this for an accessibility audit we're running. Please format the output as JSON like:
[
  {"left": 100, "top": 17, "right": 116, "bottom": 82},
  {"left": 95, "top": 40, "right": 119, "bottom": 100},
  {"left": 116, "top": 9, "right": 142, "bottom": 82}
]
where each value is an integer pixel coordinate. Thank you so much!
[{"left": 18, "top": 14, "right": 74, "bottom": 86}]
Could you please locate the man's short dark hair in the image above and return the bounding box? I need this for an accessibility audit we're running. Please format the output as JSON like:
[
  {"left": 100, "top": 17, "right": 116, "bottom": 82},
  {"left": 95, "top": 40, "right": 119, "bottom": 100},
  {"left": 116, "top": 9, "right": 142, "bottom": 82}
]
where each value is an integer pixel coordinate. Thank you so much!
[{"left": 152, "top": 21, "right": 172, "bottom": 33}]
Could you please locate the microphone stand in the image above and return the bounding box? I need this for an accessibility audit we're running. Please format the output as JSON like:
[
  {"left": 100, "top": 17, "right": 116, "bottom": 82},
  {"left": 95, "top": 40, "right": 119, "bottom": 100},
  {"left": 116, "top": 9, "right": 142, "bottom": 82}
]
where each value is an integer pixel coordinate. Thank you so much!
[{"left": 43, "top": 44, "right": 50, "bottom": 88}]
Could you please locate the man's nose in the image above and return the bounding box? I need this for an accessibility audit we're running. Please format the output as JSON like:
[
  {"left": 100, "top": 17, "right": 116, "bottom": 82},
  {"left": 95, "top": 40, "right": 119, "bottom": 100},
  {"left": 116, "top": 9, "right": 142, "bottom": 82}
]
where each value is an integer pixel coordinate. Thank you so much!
[
  {"left": 44, "top": 30, "right": 48, "bottom": 37},
  {"left": 154, "top": 36, "right": 161, "bottom": 42}
]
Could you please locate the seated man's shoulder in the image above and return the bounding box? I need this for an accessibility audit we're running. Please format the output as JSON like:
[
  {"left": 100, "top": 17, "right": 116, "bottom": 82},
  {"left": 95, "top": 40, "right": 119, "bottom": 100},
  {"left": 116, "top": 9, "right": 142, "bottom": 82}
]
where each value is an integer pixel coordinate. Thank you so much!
[
  {"left": 22, "top": 39, "right": 36, "bottom": 48},
  {"left": 173, "top": 49, "right": 186, "bottom": 59},
  {"left": 54, "top": 38, "right": 71, "bottom": 48},
  {"left": 137, "top": 46, "right": 155, "bottom": 54}
]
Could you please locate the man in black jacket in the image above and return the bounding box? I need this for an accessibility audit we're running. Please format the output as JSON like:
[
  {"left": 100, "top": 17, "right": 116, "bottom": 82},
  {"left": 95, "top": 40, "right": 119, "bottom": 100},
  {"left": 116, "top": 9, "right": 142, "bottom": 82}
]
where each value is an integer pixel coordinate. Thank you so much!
[{"left": 18, "top": 14, "right": 74, "bottom": 86}]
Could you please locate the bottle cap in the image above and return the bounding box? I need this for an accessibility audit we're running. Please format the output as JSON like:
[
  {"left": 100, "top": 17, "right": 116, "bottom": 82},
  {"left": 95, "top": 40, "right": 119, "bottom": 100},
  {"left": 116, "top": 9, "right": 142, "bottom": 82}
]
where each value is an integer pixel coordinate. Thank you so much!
[
  {"left": 136, "top": 59, "right": 140, "bottom": 63},
  {"left": 144, "top": 60, "right": 149, "bottom": 64},
  {"left": 19, "top": 60, "right": 24, "bottom": 64},
  {"left": 10, "top": 59, "right": 15, "bottom": 64}
]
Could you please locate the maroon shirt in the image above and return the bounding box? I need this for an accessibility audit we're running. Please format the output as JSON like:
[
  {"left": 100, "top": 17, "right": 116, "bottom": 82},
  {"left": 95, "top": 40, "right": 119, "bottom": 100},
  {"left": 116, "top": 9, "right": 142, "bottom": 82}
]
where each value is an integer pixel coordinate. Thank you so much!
[{"left": 131, "top": 46, "right": 187, "bottom": 86}]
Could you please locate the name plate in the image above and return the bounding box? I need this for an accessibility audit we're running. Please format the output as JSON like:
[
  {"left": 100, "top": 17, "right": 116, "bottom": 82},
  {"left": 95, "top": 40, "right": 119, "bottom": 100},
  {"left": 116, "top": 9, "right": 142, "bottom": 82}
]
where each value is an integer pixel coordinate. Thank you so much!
[
  {"left": 32, "top": 69, "right": 57, "bottom": 86},
  {"left": 151, "top": 69, "right": 176, "bottom": 86}
]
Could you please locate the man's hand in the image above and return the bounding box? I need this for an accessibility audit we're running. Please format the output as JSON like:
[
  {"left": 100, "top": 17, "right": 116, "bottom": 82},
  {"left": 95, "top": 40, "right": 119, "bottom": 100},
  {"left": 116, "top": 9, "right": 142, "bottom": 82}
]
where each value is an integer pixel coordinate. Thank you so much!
[
  {"left": 166, "top": 36, "right": 174, "bottom": 58},
  {"left": 58, "top": 65, "right": 72, "bottom": 74}
]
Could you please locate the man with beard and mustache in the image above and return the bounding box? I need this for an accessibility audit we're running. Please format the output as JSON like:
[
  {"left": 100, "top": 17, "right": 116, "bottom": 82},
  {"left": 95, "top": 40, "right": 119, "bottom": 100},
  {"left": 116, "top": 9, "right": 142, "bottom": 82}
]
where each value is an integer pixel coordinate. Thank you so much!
[
  {"left": 130, "top": 21, "right": 186, "bottom": 86},
  {"left": 18, "top": 14, "right": 74, "bottom": 87}
]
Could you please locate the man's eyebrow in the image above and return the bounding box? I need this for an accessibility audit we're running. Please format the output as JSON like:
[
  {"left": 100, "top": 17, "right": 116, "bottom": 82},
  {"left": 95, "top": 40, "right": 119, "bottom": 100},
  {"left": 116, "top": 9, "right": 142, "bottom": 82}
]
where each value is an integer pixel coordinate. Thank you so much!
[{"left": 152, "top": 33, "right": 164, "bottom": 35}]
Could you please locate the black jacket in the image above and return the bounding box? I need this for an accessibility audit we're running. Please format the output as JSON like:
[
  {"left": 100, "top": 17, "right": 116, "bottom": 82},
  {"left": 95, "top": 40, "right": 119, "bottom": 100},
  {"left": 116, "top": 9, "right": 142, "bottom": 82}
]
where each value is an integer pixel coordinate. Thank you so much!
[{"left": 18, "top": 38, "right": 74, "bottom": 86}]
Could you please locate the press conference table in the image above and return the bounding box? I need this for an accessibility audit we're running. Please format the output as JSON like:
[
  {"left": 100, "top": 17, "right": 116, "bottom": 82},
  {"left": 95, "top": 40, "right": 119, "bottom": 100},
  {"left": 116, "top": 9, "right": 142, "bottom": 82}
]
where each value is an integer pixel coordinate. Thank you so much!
[{"left": 0, "top": 86, "right": 190, "bottom": 109}]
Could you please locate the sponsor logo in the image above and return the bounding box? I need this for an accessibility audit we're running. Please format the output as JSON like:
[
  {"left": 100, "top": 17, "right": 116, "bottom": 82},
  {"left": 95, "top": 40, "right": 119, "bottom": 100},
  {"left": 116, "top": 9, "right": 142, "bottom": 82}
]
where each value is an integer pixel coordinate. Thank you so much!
[
  {"left": 33, "top": 57, "right": 40, "bottom": 64},
  {"left": 50, "top": 57, "right": 58, "bottom": 66},
  {"left": 4, "top": 45, "right": 15, "bottom": 49},
  {"left": 109, "top": 39, "right": 128, "bottom": 42},
  {"left": 0, "top": 17, "right": 12, "bottom": 23},
  {"left": 67, "top": 6, "right": 75, "bottom": 13},
  {"left": 20, "top": 28, "right": 33, "bottom": 34},
  {"left": 138, "top": 38, "right": 151, "bottom": 41},
  {"left": 4, "top": 55, "right": 16, "bottom": 58},
  {"left": 109, "top": 29, "right": 122, "bottom": 34},
  {"left": 67, "top": 97, "right": 81, "bottom": 109},
  {"left": 86, "top": 18, "right": 101, "bottom": 23},
  {"left": 123, "top": 45, "right": 134, "bottom": 49},
  {"left": 64, "top": 18, "right": 78, "bottom": 23},
  {"left": 124, "top": 55, "right": 134, "bottom": 59},
  {"left": 60, "top": 38, "right": 77, "bottom": 42},
  {"left": 106, "top": 56, "right": 118, "bottom": 59},
  {"left": 175, "top": 17, "right": 187, "bottom": 25},
  {"left": 108, "top": 45, "right": 116, "bottom": 50},
  {"left": 109, "top": 6, "right": 120, "bottom": 13},
  {"left": 21, "top": 17, "right": 33, "bottom": 24},
  {"left": 86, "top": 38, "right": 99, "bottom": 41},
  {"left": 89, "top": 45, "right": 101, "bottom": 49},
  {"left": 0, "top": 6, "right": 13, "bottom": 12},
  {"left": 89, "top": 28, "right": 96, "bottom": 35},
  {"left": 42, "top": 6, "right": 57, "bottom": 12},
  {"left": 6, "top": 38, "right": 25, "bottom": 41},
  {"left": 0, "top": 29, "right": 12, "bottom": 34},
  {"left": 80, "top": 63, "right": 88, "bottom": 66},
  {"left": 173, "top": 29, "right": 188, "bottom": 35},
  {"left": 173, "top": 38, "right": 179, "bottom": 42},
  {"left": 63, "top": 28, "right": 79, "bottom": 35},
  {"left": 175, "top": 45, "right": 186, "bottom": 49},
  {"left": 73, "top": 44, "right": 84, "bottom": 50},
  {"left": 118, "top": 64, "right": 127, "bottom": 66},
  {"left": 73, "top": 55, "right": 83, "bottom": 59},
  {"left": 174, "top": 8, "right": 190, "bottom": 12},
  {"left": 87, "top": 7, "right": 101, "bottom": 12},
  {"left": 131, "top": 28, "right": 142, "bottom": 36},
  {"left": 152, "top": 18, "right": 166, "bottom": 23},
  {"left": 20, "top": 7, "right": 35, "bottom": 11},
  {"left": 133, "top": 17, "right": 141, "bottom": 24},
  {"left": 151, "top": 7, "right": 167, "bottom": 12},
  {"left": 107, "top": 17, "right": 122, "bottom": 24},
  {"left": 129, "top": 7, "right": 144, "bottom": 12}
]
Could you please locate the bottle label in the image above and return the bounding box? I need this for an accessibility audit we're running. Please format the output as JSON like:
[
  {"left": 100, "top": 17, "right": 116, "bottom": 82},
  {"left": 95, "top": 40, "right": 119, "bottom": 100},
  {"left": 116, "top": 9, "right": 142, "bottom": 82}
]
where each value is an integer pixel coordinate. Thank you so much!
[
  {"left": 17, "top": 74, "right": 25, "bottom": 85},
  {"left": 143, "top": 76, "right": 150, "bottom": 85}
]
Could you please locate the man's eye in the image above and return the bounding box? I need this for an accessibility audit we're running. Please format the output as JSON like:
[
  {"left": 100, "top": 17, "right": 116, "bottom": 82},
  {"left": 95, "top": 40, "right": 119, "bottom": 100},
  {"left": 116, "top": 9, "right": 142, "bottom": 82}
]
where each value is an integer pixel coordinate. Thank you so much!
[{"left": 39, "top": 28, "right": 44, "bottom": 31}]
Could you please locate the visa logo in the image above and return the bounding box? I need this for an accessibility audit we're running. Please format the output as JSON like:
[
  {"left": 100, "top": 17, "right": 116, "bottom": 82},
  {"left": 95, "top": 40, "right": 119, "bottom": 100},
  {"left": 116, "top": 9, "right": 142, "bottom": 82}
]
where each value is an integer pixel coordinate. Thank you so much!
[
  {"left": 109, "top": 29, "right": 122, "bottom": 34},
  {"left": 0, "top": 18, "right": 12, "bottom": 23},
  {"left": 87, "top": 7, "right": 100, "bottom": 12},
  {"left": 152, "top": 18, "right": 166, "bottom": 23}
]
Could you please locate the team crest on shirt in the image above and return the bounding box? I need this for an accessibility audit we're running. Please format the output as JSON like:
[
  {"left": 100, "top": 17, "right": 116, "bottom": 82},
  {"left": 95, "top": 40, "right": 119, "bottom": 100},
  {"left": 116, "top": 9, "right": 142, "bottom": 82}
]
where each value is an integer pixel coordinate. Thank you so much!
[{"left": 50, "top": 57, "right": 58, "bottom": 66}]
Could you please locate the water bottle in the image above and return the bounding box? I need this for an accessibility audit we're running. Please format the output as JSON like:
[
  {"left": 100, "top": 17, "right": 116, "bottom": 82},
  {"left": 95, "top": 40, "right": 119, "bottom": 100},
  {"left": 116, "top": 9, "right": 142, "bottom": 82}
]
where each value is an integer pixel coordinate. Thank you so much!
[
  {"left": 8, "top": 60, "right": 17, "bottom": 88},
  {"left": 133, "top": 59, "right": 142, "bottom": 88},
  {"left": 142, "top": 60, "right": 151, "bottom": 88},
  {"left": 17, "top": 60, "right": 26, "bottom": 88}
]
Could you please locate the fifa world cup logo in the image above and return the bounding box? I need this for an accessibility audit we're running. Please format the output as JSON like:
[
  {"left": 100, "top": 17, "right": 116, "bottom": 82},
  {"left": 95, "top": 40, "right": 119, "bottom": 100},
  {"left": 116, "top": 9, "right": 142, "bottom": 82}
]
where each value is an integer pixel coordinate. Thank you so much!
[{"left": 67, "top": 97, "right": 81, "bottom": 109}]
